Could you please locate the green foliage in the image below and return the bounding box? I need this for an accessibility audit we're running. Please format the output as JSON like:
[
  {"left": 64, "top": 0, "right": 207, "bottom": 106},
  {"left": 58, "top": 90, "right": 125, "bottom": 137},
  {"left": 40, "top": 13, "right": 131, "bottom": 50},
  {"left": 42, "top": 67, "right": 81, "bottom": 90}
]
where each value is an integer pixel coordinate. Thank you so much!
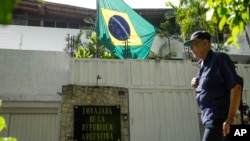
[
  {"left": 0, "top": 100, "right": 5, "bottom": 132},
  {"left": 0, "top": 0, "right": 45, "bottom": 25},
  {"left": 0, "top": 117, "right": 6, "bottom": 132},
  {"left": 83, "top": 18, "right": 96, "bottom": 30},
  {"left": 148, "top": 51, "right": 177, "bottom": 60},
  {"left": 158, "top": 20, "right": 181, "bottom": 38},
  {"left": 38, "top": 0, "right": 46, "bottom": 5},
  {"left": 75, "top": 47, "right": 93, "bottom": 58},
  {"left": 156, "top": 9, "right": 181, "bottom": 60},
  {"left": 165, "top": 0, "right": 230, "bottom": 52},
  {"left": 0, "top": 0, "right": 20, "bottom": 24},
  {"left": 206, "top": 0, "right": 250, "bottom": 48},
  {"left": 158, "top": 9, "right": 181, "bottom": 37},
  {"left": 166, "top": 0, "right": 215, "bottom": 39},
  {"left": 0, "top": 137, "right": 17, "bottom": 141},
  {"left": 0, "top": 101, "right": 17, "bottom": 141},
  {"left": 66, "top": 30, "right": 117, "bottom": 59},
  {"left": 66, "top": 16, "right": 117, "bottom": 59}
]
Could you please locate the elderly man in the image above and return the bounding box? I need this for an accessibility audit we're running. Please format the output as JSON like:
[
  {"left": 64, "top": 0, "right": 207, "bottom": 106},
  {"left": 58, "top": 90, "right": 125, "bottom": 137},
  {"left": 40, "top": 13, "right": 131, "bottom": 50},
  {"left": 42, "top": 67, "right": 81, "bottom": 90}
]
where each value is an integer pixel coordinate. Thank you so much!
[{"left": 184, "top": 31, "right": 242, "bottom": 141}]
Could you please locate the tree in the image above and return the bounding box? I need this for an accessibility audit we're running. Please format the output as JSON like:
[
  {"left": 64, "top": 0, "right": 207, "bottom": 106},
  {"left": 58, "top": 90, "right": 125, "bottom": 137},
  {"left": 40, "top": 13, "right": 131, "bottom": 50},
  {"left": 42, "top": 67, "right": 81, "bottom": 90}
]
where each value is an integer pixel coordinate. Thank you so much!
[
  {"left": 206, "top": 0, "right": 250, "bottom": 48},
  {"left": 0, "top": 0, "right": 20, "bottom": 24},
  {"left": 166, "top": 0, "right": 215, "bottom": 39},
  {"left": 166, "top": 0, "right": 230, "bottom": 52},
  {"left": 150, "top": 9, "right": 179, "bottom": 60},
  {"left": 0, "top": 0, "right": 45, "bottom": 24},
  {"left": 158, "top": 9, "right": 181, "bottom": 37}
]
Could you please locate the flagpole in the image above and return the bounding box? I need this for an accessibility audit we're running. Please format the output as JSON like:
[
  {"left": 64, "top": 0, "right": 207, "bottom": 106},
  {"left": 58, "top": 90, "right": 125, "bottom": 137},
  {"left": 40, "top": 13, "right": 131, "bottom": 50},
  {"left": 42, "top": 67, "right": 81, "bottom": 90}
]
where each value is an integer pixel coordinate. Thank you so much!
[
  {"left": 125, "top": 40, "right": 127, "bottom": 59},
  {"left": 125, "top": 40, "right": 128, "bottom": 59},
  {"left": 95, "top": 0, "right": 99, "bottom": 58}
]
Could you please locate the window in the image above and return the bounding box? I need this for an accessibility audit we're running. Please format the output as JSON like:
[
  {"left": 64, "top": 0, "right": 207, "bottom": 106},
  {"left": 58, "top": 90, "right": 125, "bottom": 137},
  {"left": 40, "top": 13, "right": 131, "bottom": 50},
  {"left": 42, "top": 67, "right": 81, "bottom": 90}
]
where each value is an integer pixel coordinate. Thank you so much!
[
  {"left": 28, "top": 19, "right": 41, "bottom": 26},
  {"left": 13, "top": 14, "right": 27, "bottom": 25},
  {"left": 56, "top": 22, "right": 67, "bottom": 28},
  {"left": 13, "top": 18, "right": 27, "bottom": 25},
  {"left": 68, "top": 22, "right": 79, "bottom": 29},
  {"left": 44, "top": 21, "right": 55, "bottom": 27}
]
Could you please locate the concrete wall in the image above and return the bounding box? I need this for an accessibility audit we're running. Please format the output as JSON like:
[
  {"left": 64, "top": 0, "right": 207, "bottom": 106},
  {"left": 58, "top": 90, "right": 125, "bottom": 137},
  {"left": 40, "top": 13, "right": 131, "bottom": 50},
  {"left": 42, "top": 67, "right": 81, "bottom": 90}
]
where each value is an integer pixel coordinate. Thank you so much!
[
  {"left": 0, "top": 49, "right": 70, "bottom": 101},
  {"left": 0, "top": 25, "right": 86, "bottom": 51},
  {"left": 1, "top": 25, "right": 249, "bottom": 62}
]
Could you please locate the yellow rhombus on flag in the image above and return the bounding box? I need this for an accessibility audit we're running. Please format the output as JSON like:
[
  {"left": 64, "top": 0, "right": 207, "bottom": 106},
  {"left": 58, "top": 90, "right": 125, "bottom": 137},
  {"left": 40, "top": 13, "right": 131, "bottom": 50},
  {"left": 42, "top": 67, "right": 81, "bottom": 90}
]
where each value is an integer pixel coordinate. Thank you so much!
[
  {"left": 101, "top": 8, "right": 142, "bottom": 46},
  {"left": 97, "top": 0, "right": 157, "bottom": 59}
]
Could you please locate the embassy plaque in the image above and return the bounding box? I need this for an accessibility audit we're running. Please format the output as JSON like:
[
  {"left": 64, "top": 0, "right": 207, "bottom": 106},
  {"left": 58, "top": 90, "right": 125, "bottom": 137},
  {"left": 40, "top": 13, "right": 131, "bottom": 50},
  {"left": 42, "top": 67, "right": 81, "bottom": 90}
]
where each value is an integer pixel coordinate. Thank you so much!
[{"left": 74, "top": 105, "right": 121, "bottom": 141}]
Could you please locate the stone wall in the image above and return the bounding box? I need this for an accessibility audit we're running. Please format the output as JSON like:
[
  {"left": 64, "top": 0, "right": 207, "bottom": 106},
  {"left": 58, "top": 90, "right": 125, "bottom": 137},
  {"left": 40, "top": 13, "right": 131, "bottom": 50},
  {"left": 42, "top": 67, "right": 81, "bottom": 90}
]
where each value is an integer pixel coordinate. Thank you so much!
[{"left": 60, "top": 85, "right": 129, "bottom": 141}]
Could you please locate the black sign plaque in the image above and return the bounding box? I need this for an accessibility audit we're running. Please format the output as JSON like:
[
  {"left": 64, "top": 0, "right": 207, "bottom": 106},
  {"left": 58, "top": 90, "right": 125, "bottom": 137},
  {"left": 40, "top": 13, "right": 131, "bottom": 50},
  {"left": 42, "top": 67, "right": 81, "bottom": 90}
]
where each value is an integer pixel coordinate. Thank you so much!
[{"left": 74, "top": 105, "right": 121, "bottom": 141}]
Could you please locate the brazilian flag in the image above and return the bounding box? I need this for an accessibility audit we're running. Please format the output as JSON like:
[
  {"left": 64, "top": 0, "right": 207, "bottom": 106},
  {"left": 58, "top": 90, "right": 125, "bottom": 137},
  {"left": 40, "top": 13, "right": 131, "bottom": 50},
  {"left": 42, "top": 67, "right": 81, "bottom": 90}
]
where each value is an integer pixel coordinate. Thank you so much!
[{"left": 97, "top": 0, "right": 157, "bottom": 59}]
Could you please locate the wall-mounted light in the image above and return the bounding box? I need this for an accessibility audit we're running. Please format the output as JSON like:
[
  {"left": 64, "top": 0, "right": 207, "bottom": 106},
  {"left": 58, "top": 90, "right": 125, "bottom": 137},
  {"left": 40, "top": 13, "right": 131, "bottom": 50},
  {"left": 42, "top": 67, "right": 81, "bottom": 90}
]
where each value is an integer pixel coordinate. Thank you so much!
[
  {"left": 122, "top": 114, "right": 128, "bottom": 121},
  {"left": 57, "top": 91, "right": 62, "bottom": 96},
  {"left": 96, "top": 74, "right": 101, "bottom": 87}
]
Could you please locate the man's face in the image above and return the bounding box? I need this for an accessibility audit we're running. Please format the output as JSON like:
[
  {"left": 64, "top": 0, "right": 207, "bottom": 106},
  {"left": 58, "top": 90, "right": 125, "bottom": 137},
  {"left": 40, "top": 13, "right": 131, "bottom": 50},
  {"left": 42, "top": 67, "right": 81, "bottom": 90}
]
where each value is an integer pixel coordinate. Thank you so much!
[{"left": 190, "top": 39, "right": 208, "bottom": 59}]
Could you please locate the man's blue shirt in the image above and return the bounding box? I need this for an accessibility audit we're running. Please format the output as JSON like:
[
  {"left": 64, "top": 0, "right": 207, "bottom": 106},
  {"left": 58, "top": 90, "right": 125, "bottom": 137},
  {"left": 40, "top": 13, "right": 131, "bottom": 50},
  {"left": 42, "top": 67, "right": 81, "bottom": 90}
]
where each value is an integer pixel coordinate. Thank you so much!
[{"left": 195, "top": 50, "right": 239, "bottom": 124}]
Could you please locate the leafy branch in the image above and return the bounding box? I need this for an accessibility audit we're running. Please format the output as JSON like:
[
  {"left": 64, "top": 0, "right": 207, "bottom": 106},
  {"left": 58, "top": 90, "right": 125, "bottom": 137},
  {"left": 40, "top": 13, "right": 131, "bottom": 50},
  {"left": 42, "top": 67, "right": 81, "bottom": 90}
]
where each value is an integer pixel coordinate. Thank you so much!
[{"left": 0, "top": 100, "right": 17, "bottom": 141}]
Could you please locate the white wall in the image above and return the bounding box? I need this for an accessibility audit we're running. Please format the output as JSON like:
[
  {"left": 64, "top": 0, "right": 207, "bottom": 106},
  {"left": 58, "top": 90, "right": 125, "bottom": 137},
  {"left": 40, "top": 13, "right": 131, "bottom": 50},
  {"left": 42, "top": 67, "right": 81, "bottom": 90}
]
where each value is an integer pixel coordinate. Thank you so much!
[
  {"left": 0, "top": 25, "right": 79, "bottom": 101},
  {"left": 0, "top": 49, "right": 70, "bottom": 101},
  {"left": 0, "top": 25, "right": 83, "bottom": 51},
  {"left": 1, "top": 25, "right": 249, "bottom": 62}
]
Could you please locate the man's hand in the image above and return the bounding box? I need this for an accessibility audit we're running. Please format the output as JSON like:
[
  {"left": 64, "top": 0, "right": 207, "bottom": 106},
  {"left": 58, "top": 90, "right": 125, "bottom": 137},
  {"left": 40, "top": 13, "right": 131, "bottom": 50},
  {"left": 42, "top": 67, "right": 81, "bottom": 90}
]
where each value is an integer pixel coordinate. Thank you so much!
[
  {"left": 191, "top": 77, "right": 199, "bottom": 88},
  {"left": 223, "top": 117, "right": 237, "bottom": 136}
]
